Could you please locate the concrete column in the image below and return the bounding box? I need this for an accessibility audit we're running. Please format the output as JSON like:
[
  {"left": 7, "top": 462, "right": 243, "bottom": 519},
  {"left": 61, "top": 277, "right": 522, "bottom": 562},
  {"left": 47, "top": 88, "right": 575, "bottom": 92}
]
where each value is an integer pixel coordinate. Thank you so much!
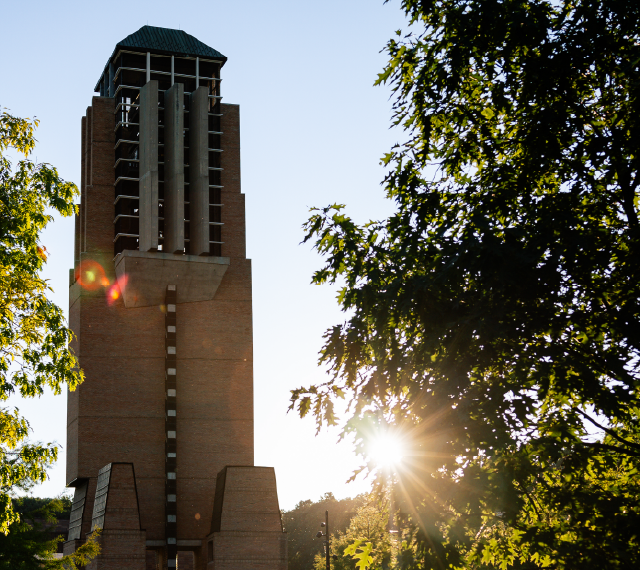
[
  {"left": 80, "top": 114, "right": 87, "bottom": 254},
  {"left": 164, "top": 83, "right": 185, "bottom": 253},
  {"left": 73, "top": 206, "right": 80, "bottom": 278},
  {"left": 108, "top": 62, "right": 114, "bottom": 97},
  {"left": 189, "top": 86, "right": 209, "bottom": 256},
  {"left": 87, "top": 98, "right": 116, "bottom": 256},
  {"left": 83, "top": 108, "right": 91, "bottom": 253},
  {"left": 139, "top": 80, "right": 159, "bottom": 252}
]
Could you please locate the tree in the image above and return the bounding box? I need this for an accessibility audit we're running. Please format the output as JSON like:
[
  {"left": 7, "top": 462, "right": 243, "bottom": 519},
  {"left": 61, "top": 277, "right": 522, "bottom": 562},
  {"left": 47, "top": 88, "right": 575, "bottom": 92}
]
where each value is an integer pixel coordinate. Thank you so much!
[
  {"left": 12, "top": 496, "right": 72, "bottom": 520},
  {"left": 291, "top": 1, "right": 640, "bottom": 567},
  {"left": 315, "top": 501, "right": 393, "bottom": 570},
  {"left": 0, "top": 497, "right": 99, "bottom": 569},
  {"left": 0, "top": 108, "right": 84, "bottom": 532},
  {"left": 282, "top": 493, "right": 366, "bottom": 570}
]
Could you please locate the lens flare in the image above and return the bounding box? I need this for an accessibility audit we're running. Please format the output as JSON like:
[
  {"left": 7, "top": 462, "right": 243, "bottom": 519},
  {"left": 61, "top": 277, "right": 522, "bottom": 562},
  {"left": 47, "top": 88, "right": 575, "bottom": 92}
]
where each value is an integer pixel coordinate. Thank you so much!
[
  {"left": 107, "top": 274, "right": 127, "bottom": 306},
  {"left": 107, "top": 284, "right": 120, "bottom": 304},
  {"left": 78, "top": 260, "right": 109, "bottom": 291},
  {"left": 369, "top": 433, "right": 405, "bottom": 468}
]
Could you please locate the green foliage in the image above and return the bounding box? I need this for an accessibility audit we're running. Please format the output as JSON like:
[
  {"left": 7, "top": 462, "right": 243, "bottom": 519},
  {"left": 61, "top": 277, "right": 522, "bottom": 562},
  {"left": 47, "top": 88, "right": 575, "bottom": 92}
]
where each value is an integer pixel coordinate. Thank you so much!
[
  {"left": 0, "top": 108, "right": 83, "bottom": 533},
  {"left": 282, "top": 493, "right": 367, "bottom": 570},
  {"left": 0, "top": 497, "right": 100, "bottom": 569},
  {"left": 12, "top": 495, "right": 72, "bottom": 520},
  {"left": 316, "top": 501, "right": 393, "bottom": 570},
  {"left": 291, "top": 1, "right": 640, "bottom": 568},
  {"left": 344, "top": 541, "right": 374, "bottom": 570}
]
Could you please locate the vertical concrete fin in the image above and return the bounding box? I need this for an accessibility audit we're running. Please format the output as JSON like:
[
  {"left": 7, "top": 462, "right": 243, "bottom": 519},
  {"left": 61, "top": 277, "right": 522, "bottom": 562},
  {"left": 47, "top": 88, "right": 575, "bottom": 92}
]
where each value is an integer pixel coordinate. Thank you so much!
[
  {"left": 220, "top": 104, "right": 245, "bottom": 259},
  {"left": 209, "top": 467, "right": 228, "bottom": 534},
  {"left": 80, "top": 115, "right": 86, "bottom": 256},
  {"left": 189, "top": 86, "right": 209, "bottom": 256},
  {"left": 86, "top": 97, "right": 116, "bottom": 255},
  {"left": 84, "top": 107, "right": 92, "bottom": 253},
  {"left": 164, "top": 83, "right": 185, "bottom": 253},
  {"left": 73, "top": 207, "right": 81, "bottom": 280},
  {"left": 67, "top": 480, "right": 88, "bottom": 541},
  {"left": 139, "top": 81, "right": 159, "bottom": 252}
]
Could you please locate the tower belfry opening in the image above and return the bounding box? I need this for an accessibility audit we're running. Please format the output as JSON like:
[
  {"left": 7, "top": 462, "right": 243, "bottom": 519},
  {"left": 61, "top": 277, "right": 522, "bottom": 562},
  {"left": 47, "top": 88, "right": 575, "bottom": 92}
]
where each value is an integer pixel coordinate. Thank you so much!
[
  {"left": 103, "top": 27, "right": 224, "bottom": 258},
  {"left": 65, "top": 25, "right": 287, "bottom": 570}
]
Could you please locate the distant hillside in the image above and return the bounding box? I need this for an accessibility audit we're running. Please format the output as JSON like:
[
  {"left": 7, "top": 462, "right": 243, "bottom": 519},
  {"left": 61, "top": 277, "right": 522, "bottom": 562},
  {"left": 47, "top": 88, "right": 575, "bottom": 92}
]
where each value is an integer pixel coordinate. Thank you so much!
[
  {"left": 282, "top": 492, "right": 367, "bottom": 570},
  {"left": 12, "top": 496, "right": 73, "bottom": 520}
]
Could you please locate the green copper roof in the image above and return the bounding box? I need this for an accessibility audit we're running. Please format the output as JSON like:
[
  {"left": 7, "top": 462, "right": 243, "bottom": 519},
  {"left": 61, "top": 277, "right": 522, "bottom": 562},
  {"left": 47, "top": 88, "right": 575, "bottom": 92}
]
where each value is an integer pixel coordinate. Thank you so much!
[
  {"left": 95, "top": 26, "right": 226, "bottom": 91},
  {"left": 117, "top": 26, "right": 226, "bottom": 60}
]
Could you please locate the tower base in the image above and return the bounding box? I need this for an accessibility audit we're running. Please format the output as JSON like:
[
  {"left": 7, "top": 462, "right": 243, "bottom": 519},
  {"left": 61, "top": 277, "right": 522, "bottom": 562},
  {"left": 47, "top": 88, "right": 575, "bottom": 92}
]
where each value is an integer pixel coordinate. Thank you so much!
[
  {"left": 64, "top": 464, "right": 286, "bottom": 570},
  {"left": 204, "top": 466, "right": 287, "bottom": 570}
]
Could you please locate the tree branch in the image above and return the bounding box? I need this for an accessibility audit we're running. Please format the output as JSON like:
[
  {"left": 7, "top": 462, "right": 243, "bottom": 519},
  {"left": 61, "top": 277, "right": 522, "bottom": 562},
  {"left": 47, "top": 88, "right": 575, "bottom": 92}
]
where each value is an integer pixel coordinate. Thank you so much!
[
  {"left": 574, "top": 407, "right": 640, "bottom": 452},
  {"left": 581, "top": 441, "right": 640, "bottom": 457},
  {"left": 610, "top": 126, "right": 639, "bottom": 228}
]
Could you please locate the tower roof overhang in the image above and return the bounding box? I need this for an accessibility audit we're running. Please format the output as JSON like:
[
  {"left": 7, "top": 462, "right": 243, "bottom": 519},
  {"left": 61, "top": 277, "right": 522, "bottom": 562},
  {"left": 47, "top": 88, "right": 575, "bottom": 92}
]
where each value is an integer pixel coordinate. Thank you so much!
[{"left": 95, "top": 25, "right": 227, "bottom": 92}]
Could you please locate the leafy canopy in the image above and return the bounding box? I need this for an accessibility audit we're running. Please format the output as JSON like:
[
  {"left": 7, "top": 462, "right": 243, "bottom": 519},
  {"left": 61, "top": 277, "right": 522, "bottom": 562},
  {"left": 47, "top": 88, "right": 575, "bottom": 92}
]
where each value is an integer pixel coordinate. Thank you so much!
[
  {"left": 0, "top": 108, "right": 83, "bottom": 533},
  {"left": 0, "top": 497, "right": 99, "bottom": 570},
  {"left": 291, "top": 0, "right": 640, "bottom": 567},
  {"left": 316, "top": 501, "right": 393, "bottom": 570}
]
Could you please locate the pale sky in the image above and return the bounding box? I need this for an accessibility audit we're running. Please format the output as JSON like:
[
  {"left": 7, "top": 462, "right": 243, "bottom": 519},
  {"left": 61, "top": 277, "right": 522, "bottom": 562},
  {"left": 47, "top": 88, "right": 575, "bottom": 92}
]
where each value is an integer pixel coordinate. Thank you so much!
[{"left": 0, "top": 0, "right": 405, "bottom": 511}]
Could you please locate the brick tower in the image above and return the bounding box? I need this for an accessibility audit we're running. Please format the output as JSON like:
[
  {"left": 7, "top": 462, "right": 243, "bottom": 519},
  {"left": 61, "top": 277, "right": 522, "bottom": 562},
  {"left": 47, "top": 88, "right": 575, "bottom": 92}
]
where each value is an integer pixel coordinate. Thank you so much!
[{"left": 64, "top": 26, "right": 287, "bottom": 570}]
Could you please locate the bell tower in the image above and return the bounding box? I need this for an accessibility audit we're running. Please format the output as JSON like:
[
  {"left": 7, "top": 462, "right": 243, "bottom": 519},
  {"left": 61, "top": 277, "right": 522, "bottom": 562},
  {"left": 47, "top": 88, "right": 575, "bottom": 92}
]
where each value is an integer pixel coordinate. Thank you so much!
[{"left": 64, "top": 26, "right": 287, "bottom": 570}]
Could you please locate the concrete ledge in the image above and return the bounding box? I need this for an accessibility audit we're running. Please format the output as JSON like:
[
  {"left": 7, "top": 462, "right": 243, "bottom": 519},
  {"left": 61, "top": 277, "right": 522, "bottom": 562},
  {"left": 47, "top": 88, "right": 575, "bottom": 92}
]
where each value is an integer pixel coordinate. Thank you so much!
[
  {"left": 177, "top": 539, "right": 202, "bottom": 546},
  {"left": 114, "top": 250, "right": 230, "bottom": 308}
]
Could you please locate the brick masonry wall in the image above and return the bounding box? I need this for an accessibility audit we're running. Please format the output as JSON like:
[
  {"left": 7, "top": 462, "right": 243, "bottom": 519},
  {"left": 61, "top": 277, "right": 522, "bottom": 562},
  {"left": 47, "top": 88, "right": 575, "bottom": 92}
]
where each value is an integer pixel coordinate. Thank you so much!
[
  {"left": 86, "top": 463, "right": 145, "bottom": 570},
  {"left": 177, "top": 552, "right": 195, "bottom": 570},
  {"left": 67, "top": 99, "right": 255, "bottom": 547},
  {"left": 205, "top": 467, "right": 286, "bottom": 570}
]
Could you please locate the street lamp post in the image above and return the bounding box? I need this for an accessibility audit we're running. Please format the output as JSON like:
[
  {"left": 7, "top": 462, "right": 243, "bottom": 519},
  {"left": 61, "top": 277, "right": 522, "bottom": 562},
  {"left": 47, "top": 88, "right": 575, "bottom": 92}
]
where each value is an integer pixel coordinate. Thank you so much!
[
  {"left": 315, "top": 510, "right": 330, "bottom": 570},
  {"left": 324, "top": 510, "right": 330, "bottom": 570}
]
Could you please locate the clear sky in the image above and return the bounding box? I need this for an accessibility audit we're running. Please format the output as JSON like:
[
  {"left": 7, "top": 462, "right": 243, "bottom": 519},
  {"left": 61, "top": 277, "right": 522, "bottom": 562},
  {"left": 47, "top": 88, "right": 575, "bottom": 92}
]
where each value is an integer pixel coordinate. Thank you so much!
[{"left": 0, "top": 0, "right": 406, "bottom": 511}]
